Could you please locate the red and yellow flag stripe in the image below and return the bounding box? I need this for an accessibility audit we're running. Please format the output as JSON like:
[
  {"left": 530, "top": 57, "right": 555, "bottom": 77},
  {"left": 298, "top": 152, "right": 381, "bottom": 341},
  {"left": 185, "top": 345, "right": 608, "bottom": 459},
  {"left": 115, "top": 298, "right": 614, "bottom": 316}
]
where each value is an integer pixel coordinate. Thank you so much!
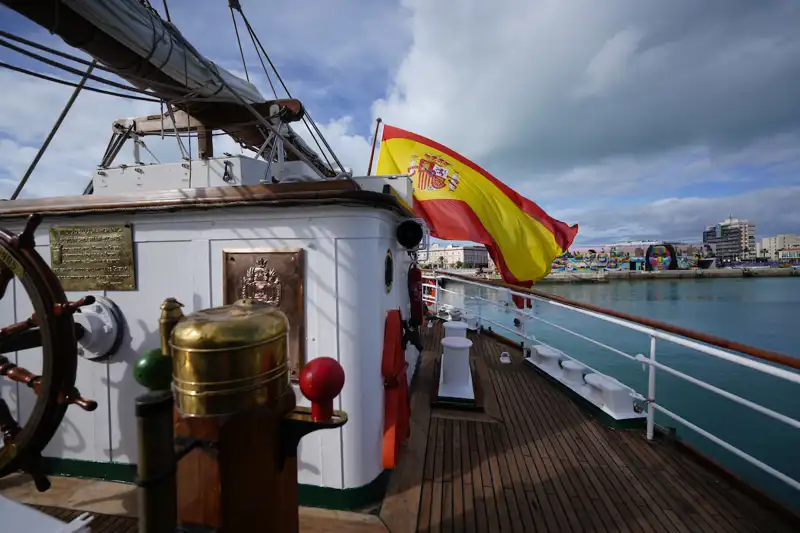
[{"left": 376, "top": 125, "right": 578, "bottom": 285}]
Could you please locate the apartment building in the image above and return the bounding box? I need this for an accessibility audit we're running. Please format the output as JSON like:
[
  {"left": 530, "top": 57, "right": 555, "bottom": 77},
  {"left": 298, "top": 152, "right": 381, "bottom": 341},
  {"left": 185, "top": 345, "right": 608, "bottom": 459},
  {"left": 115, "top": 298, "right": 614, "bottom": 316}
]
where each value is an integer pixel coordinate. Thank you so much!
[
  {"left": 760, "top": 234, "right": 800, "bottom": 259},
  {"left": 702, "top": 217, "right": 756, "bottom": 261}
]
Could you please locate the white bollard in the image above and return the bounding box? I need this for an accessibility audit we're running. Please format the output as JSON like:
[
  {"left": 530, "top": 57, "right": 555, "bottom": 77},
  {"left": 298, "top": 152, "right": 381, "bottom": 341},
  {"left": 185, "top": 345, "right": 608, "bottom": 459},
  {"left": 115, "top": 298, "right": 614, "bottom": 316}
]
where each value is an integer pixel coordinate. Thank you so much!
[
  {"left": 561, "top": 360, "right": 586, "bottom": 387},
  {"left": 534, "top": 345, "right": 562, "bottom": 376},
  {"left": 461, "top": 312, "right": 479, "bottom": 331},
  {"left": 583, "top": 373, "right": 606, "bottom": 406},
  {"left": 438, "top": 336, "right": 475, "bottom": 400},
  {"left": 443, "top": 320, "right": 468, "bottom": 338}
]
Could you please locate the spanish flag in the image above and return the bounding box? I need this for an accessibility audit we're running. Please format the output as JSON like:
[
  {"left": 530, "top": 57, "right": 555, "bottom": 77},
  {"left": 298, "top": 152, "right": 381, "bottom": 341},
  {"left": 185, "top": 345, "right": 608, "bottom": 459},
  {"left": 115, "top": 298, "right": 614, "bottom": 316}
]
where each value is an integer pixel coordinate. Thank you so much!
[{"left": 376, "top": 125, "right": 578, "bottom": 305}]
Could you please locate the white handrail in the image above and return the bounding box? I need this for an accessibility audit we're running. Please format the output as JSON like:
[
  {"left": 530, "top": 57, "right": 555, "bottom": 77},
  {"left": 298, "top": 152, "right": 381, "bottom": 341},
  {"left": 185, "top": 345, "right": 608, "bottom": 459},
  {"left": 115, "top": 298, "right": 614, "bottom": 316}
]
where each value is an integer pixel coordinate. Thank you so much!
[
  {"left": 427, "top": 272, "right": 800, "bottom": 493},
  {"left": 435, "top": 274, "right": 800, "bottom": 384}
]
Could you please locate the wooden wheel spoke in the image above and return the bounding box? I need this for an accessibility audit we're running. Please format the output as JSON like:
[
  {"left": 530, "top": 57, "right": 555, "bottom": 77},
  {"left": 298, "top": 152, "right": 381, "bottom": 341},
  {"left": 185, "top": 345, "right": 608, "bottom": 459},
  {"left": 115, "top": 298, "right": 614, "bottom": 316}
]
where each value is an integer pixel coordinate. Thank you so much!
[
  {"left": 0, "top": 355, "right": 96, "bottom": 412},
  {"left": 0, "top": 296, "right": 96, "bottom": 341},
  {"left": 0, "top": 212, "right": 94, "bottom": 490}
]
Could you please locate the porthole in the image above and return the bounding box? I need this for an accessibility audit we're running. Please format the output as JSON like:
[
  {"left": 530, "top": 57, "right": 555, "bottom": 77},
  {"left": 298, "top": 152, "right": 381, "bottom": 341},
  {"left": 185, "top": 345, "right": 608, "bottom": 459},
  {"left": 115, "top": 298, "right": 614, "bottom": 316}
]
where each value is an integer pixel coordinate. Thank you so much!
[{"left": 385, "top": 249, "right": 394, "bottom": 293}]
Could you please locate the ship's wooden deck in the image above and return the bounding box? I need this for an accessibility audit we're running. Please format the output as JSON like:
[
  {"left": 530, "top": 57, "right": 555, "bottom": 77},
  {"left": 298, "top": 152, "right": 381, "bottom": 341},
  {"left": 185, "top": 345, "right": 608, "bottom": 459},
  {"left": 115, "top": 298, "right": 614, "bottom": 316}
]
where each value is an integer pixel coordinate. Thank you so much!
[
  {"left": 380, "top": 321, "right": 798, "bottom": 533},
  {"left": 2, "top": 321, "right": 797, "bottom": 532}
]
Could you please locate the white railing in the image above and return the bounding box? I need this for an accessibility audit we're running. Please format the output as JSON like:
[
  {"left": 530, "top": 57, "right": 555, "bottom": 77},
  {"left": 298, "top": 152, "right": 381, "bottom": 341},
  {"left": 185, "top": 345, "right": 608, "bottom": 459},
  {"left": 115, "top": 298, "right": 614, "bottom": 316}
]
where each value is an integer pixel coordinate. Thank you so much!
[{"left": 422, "top": 272, "right": 800, "bottom": 493}]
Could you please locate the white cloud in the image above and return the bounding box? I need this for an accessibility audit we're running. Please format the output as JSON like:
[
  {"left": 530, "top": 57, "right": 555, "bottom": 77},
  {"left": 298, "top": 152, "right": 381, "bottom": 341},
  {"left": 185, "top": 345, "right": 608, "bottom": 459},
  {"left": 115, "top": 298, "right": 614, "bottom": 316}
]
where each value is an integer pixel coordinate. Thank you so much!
[
  {"left": 0, "top": 0, "right": 798, "bottom": 244},
  {"left": 559, "top": 186, "right": 800, "bottom": 244}
]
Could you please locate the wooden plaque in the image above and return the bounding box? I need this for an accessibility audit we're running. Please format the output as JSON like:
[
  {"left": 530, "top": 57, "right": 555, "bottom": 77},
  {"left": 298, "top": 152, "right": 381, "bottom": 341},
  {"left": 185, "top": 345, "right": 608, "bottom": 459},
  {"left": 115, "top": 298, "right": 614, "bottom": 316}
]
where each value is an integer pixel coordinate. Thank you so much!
[
  {"left": 49, "top": 224, "right": 136, "bottom": 291},
  {"left": 222, "top": 249, "right": 305, "bottom": 380}
]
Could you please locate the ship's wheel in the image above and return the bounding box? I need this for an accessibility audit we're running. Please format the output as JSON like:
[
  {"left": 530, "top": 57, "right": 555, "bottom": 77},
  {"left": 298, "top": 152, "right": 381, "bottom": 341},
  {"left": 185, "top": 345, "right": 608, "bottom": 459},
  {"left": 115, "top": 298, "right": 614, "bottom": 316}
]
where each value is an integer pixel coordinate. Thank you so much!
[{"left": 0, "top": 214, "right": 97, "bottom": 491}]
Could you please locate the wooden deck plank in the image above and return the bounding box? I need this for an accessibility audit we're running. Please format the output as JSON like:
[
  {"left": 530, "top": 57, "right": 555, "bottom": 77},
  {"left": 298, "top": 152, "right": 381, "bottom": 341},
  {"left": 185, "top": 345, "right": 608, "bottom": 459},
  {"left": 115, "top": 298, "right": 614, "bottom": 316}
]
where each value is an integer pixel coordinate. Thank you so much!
[
  {"left": 405, "top": 320, "right": 798, "bottom": 533},
  {"left": 467, "top": 420, "right": 490, "bottom": 533},
  {"left": 32, "top": 505, "right": 139, "bottom": 532},
  {"left": 474, "top": 333, "right": 539, "bottom": 533},
  {"left": 492, "top": 345, "right": 608, "bottom": 533},
  {"left": 451, "top": 420, "right": 465, "bottom": 533},
  {"left": 508, "top": 349, "right": 644, "bottom": 533},
  {"left": 490, "top": 350, "right": 609, "bottom": 533},
  {"left": 515, "top": 357, "right": 660, "bottom": 533},
  {"left": 382, "top": 348, "right": 437, "bottom": 533}
]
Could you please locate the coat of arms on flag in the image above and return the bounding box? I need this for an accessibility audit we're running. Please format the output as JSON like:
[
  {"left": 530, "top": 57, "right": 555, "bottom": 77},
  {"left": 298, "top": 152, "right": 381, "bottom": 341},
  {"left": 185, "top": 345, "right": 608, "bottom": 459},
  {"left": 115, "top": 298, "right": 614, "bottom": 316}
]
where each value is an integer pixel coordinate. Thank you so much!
[{"left": 409, "top": 153, "right": 460, "bottom": 192}]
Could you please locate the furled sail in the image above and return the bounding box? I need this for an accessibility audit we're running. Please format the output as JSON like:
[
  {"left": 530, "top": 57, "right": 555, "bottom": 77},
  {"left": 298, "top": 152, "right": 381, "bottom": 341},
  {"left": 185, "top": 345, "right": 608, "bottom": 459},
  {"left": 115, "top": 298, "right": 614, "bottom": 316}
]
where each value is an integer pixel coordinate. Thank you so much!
[{"left": 1, "top": 0, "right": 336, "bottom": 176}]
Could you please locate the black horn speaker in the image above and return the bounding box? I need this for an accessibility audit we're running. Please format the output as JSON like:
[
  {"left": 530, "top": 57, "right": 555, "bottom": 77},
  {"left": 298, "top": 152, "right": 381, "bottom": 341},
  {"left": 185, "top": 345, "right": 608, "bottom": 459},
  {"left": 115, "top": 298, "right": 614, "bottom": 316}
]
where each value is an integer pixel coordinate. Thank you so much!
[{"left": 396, "top": 220, "right": 424, "bottom": 249}]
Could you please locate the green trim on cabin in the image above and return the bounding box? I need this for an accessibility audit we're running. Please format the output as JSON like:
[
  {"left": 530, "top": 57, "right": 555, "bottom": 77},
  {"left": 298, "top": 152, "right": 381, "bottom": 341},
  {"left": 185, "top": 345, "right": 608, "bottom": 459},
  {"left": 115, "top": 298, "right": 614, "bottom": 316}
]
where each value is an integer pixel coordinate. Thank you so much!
[
  {"left": 298, "top": 469, "right": 390, "bottom": 510},
  {"left": 40, "top": 457, "right": 390, "bottom": 511},
  {"left": 42, "top": 457, "right": 137, "bottom": 483}
]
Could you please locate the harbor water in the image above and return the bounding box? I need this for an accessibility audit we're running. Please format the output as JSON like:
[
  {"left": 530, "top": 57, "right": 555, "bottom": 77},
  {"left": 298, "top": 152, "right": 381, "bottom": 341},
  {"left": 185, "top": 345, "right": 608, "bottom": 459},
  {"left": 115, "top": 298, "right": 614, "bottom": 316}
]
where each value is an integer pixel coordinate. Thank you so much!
[{"left": 441, "top": 277, "right": 800, "bottom": 512}]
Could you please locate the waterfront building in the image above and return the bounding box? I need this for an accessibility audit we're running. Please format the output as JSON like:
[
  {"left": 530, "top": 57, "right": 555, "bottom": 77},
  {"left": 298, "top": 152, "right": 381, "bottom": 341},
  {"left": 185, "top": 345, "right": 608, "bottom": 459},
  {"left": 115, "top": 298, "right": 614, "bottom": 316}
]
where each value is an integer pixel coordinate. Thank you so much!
[
  {"left": 760, "top": 234, "right": 800, "bottom": 260},
  {"left": 424, "top": 243, "right": 490, "bottom": 268},
  {"left": 777, "top": 247, "right": 800, "bottom": 263},
  {"left": 569, "top": 241, "right": 703, "bottom": 257},
  {"left": 702, "top": 217, "right": 756, "bottom": 261}
]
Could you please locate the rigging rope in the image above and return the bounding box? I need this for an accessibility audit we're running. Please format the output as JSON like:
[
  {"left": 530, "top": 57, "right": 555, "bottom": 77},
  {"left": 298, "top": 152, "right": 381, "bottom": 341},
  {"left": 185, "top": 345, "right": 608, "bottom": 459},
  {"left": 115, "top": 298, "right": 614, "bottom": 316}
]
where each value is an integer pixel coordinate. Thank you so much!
[
  {"left": 234, "top": 5, "right": 345, "bottom": 173},
  {"left": 229, "top": 4, "right": 250, "bottom": 82},
  {"left": 0, "top": 31, "right": 197, "bottom": 98},
  {"left": 0, "top": 37, "right": 169, "bottom": 99},
  {"left": 0, "top": 61, "right": 159, "bottom": 103},
  {"left": 161, "top": 0, "right": 172, "bottom": 23},
  {"left": 11, "top": 61, "right": 97, "bottom": 200}
]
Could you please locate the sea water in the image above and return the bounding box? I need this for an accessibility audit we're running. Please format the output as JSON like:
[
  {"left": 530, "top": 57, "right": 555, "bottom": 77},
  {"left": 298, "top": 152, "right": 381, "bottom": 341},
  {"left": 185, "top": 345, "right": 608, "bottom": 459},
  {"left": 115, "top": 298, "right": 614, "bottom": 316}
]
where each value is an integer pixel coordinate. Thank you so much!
[{"left": 441, "top": 276, "right": 800, "bottom": 512}]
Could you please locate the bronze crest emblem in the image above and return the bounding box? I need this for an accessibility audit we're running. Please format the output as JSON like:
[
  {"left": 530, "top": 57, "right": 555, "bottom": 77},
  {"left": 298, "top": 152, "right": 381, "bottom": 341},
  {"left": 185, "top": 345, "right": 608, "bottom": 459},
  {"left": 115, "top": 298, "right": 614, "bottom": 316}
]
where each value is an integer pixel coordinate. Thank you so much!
[{"left": 240, "top": 257, "right": 282, "bottom": 304}]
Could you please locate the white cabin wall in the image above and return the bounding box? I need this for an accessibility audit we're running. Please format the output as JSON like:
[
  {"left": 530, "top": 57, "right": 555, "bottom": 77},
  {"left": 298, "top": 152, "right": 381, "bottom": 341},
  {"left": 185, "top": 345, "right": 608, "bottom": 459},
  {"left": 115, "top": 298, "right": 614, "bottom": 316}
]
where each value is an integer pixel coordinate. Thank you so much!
[
  {"left": 104, "top": 241, "right": 197, "bottom": 464},
  {"left": 0, "top": 206, "right": 410, "bottom": 492},
  {"left": 334, "top": 224, "right": 420, "bottom": 490}
]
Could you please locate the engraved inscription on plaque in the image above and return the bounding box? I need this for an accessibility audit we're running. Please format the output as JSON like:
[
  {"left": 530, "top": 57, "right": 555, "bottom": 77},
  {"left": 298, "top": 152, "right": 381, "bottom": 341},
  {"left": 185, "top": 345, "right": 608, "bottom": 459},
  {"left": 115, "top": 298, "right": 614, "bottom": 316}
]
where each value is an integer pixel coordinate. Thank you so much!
[
  {"left": 223, "top": 249, "right": 305, "bottom": 381},
  {"left": 50, "top": 224, "right": 136, "bottom": 291}
]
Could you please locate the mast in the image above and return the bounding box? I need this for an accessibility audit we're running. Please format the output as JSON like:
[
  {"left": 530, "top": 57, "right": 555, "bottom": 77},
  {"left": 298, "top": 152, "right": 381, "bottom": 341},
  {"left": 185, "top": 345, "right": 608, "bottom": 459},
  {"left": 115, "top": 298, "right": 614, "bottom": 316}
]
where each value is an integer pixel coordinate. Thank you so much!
[
  {"left": 0, "top": 0, "right": 337, "bottom": 177},
  {"left": 367, "top": 118, "right": 383, "bottom": 176}
]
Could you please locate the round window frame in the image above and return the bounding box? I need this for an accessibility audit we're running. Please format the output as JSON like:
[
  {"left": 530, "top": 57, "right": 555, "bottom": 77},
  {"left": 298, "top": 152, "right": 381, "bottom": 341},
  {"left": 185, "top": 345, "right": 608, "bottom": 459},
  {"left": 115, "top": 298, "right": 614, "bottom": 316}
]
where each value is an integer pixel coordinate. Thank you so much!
[{"left": 384, "top": 249, "right": 394, "bottom": 293}]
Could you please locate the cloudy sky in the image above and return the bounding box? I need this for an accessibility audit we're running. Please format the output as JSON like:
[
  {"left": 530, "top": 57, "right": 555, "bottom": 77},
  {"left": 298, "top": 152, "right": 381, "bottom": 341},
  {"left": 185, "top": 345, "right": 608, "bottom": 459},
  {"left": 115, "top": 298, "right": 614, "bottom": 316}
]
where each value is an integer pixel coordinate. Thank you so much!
[{"left": 0, "top": 0, "right": 798, "bottom": 245}]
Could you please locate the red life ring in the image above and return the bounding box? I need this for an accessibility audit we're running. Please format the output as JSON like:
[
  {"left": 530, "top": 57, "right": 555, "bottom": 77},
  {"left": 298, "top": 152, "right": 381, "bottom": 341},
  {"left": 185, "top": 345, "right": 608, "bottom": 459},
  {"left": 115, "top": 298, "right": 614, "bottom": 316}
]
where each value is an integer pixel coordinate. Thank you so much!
[{"left": 382, "top": 309, "right": 410, "bottom": 469}]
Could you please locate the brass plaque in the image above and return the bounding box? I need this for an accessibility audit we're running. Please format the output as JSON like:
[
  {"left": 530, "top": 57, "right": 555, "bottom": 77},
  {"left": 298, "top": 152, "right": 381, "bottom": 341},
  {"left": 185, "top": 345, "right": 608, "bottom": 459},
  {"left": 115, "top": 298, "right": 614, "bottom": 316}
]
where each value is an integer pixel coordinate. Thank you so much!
[
  {"left": 223, "top": 249, "right": 305, "bottom": 380},
  {"left": 49, "top": 224, "right": 136, "bottom": 291}
]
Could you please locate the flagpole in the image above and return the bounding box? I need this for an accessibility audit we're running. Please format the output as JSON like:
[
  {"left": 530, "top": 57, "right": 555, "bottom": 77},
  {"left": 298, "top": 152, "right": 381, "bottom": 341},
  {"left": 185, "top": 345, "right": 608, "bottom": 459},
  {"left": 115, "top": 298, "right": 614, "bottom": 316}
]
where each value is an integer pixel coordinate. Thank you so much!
[{"left": 366, "top": 117, "right": 383, "bottom": 175}]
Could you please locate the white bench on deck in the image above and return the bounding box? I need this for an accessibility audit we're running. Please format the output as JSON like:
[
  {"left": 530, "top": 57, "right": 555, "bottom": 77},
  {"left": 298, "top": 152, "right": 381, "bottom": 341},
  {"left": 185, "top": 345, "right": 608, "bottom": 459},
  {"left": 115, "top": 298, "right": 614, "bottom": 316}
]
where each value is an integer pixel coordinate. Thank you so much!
[{"left": 438, "top": 336, "right": 475, "bottom": 401}]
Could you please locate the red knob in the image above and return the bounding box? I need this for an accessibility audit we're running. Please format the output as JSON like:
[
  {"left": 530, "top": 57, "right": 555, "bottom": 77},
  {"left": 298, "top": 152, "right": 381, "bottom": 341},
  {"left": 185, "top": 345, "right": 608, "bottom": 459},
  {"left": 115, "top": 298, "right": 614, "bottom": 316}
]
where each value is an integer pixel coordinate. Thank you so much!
[{"left": 299, "top": 357, "right": 345, "bottom": 422}]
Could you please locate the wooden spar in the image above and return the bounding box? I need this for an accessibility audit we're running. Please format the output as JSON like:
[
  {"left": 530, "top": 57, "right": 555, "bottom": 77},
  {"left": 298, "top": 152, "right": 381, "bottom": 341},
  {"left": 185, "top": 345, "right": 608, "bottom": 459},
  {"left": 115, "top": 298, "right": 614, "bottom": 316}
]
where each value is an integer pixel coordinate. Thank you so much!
[
  {"left": 367, "top": 117, "right": 383, "bottom": 175},
  {"left": 436, "top": 270, "right": 800, "bottom": 371},
  {"left": 0, "top": 1, "right": 335, "bottom": 176}
]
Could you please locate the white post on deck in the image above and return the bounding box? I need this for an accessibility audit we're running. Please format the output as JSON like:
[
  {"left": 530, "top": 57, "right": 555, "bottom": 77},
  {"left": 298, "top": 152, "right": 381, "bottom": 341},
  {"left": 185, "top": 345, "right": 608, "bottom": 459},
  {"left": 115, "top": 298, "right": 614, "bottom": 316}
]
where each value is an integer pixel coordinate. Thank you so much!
[
  {"left": 433, "top": 276, "right": 440, "bottom": 314},
  {"left": 646, "top": 336, "right": 657, "bottom": 440}
]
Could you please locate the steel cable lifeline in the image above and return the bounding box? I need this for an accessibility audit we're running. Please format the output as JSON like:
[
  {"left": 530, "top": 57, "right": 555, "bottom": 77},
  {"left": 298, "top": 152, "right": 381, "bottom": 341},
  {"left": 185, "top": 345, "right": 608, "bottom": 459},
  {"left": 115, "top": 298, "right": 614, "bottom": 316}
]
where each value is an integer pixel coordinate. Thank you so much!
[
  {"left": 230, "top": 2, "right": 335, "bottom": 172},
  {"left": 231, "top": 2, "right": 343, "bottom": 173}
]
